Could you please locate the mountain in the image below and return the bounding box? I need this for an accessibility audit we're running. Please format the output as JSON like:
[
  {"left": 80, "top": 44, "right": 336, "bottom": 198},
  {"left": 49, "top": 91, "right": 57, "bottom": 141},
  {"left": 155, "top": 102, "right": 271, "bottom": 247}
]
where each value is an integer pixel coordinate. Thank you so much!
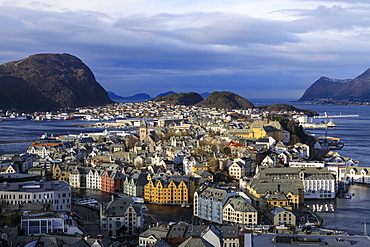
[
  {"left": 200, "top": 92, "right": 211, "bottom": 99},
  {"left": 299, "top": 77, "right": 351, "bottom": 101},
  {"left": 0, "top": 53, "right": 112, "bottom": 112},
  {"left": 108, "top": 91, "right": 151, "bottom": 102},
  {"left": 156, "top": 91, "right": 177, "bottom": 98},
  {"left": 196, "top": 91, "right": 255, "bottom": 110},
  {"left": 152, "top": 92, "right": 203, "bottom": 106},
  {"left": 299, "top": 68, "right": 370, "bottom": 102},
  {"left": 334, "top": 68, "right": 370, "bottom": 101}
]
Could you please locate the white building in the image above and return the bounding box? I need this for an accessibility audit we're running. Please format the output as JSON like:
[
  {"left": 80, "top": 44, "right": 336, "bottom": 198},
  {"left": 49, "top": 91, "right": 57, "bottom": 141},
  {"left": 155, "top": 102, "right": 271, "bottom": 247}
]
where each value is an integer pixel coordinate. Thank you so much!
[
  {"left": 0, "top": 180, "right": 71, "bottom": 212},
  {"left": 100, "top": 196, "right": 143, "bottom": 236},
  {"left": 21, "top": 213, "right": 83, "bottom": 236},
  {"left": 86, "top": 169, "right": 104, "bottom": 190}
]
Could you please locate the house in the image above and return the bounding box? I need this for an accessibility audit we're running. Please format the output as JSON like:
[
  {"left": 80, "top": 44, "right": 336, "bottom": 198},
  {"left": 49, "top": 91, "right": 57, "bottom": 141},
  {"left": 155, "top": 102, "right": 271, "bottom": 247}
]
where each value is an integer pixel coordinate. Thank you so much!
[
  {"left": 346, "top": 166, "right": 370, "bottom": 184},
  {"left": 222, "top": 197, "right": 258, "bottom": 226},
  {"left": 270, "top": 207, "right": 296, "bottom": 226},
  {"left": 86, "top": 168, "right": 104, "bottom": 190},
  {"left": 259, "top": 191, "right": 292, "bottom": 217},
  {"left": 124, "top": 172, "right": 148, "bottom": 197},
  {"left": 139, "top": 225, "right": 168, "bottom": 247},
  {"left": 100, "top": 196, "right": 143, "bottom": 236},
  {"left": 100, "top": 169, "right": 125, "bottom": 193},
  {"left": 194, "top": 186, "right": 252, "bottom": 224}
]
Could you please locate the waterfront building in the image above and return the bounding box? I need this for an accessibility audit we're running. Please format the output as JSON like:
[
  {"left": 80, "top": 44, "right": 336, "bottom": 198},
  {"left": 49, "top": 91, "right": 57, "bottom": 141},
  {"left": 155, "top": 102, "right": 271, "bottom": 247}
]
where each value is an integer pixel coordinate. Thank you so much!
[
  {"left": 346, "top": 166, "right": 370, "bottom": 184},
  {"left": 51, "top": 163, "right": 77, "bottom": 183},
  {"left": 259, "top": 191, "right": 292, "bottom": 217},
  {"left": 144, "top": 174, "right": 190, "bottom": 205},
  {"left": 69, "top": 166, "right": 87, "bottom": 188},
  {"left": 123, "top": 172, "right": 148, "bottom": 197},
  {"left": 0, "top": 180, "right": 71, "bottom": 212},
  {"left": 86, "top": 168, "right": 104, "bottom": 190},
  {"left": 269, "top": 207, "right": 296, "bottom": 226},
  {"left": 100, "top": 169, "right": 125, "bottom": 193},
  {"left": 100, "top": 196, "right": 143, "bottom": 236},
  {"left": 244, "top": 178, "right": 303, "bottom": 208},
  {"left": 256, "top": 167, "right": 337, "bottom": 199}
]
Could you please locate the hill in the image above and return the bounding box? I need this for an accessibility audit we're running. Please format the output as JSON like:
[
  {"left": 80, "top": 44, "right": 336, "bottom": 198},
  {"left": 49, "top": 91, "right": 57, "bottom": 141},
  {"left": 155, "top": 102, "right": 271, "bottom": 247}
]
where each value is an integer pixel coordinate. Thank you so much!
[
  {"left": 299, "top": 68, "right": 370, "bottom": 102},
  {"left": 151, "top": 92, "right": 203, "bottom": 106},
  {"left": 196, "top": 91, "right": 255, "bottom": 110},
  {"left": 156, "top": 91, "right": 177, "bottom": 98},
  {"left": 0, "top": 53, "right": 112, "bottom": 112},
  {"left": 258, "top": 103, "right": 317, "bottom": 116}
]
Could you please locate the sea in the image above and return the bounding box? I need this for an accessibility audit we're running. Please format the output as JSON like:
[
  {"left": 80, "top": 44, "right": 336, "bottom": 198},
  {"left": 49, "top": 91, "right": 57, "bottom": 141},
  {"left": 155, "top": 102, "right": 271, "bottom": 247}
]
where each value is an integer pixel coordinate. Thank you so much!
[{"left": 1, "top": 99, "right": 370, "bottom": 235}]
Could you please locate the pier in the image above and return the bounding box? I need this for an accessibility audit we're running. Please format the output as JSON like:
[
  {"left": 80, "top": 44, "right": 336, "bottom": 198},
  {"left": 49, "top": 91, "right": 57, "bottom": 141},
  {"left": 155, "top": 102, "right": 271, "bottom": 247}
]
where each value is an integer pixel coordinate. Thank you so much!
[{"left": 0, "top": 140, "right": 34, "bottom": 144}]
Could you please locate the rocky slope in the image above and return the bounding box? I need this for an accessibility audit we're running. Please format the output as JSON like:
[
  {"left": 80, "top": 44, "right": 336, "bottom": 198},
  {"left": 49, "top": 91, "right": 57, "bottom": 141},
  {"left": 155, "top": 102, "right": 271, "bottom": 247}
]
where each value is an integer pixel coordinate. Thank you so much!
[
  {"left": 299, "top": 68, "right": 370, "bottom": 102},
  {"left": 0, "top": 53, "right": 112, "bottom": 112}
]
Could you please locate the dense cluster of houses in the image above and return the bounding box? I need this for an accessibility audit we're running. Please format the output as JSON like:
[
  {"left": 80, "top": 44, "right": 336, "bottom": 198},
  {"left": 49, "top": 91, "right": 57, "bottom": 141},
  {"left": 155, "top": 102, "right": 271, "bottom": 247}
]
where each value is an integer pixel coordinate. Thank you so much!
[{"left": 0, "top": 101, "right": 367, "bottom": 246}]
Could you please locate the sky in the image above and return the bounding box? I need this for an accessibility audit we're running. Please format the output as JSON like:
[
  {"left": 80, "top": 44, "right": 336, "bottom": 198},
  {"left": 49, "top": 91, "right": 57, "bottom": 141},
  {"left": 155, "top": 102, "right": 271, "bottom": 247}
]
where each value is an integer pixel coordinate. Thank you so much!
[{"left": 1, "top": 0, "right": 370, "bottom": 99}]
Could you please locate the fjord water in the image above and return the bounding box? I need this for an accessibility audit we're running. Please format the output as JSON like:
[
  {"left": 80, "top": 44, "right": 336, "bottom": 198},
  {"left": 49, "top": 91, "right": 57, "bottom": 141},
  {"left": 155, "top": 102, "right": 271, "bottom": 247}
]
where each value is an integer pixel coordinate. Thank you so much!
[{"left": 1, "top": 101, "right": 370, "bottom": 235}]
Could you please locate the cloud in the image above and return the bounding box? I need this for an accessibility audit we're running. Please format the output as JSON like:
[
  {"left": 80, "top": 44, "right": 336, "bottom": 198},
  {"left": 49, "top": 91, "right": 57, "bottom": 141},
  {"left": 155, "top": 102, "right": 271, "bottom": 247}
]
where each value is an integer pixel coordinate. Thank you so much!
[{"left": 1, "top": 2, "right": 370, "bottom": 99}]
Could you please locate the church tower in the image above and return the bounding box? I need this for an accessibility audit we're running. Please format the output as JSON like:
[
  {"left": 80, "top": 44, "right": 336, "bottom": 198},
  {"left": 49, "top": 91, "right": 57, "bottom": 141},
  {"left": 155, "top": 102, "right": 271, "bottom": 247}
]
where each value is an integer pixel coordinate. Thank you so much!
[{"left": 140, "top": 119, "right": 148, "bottom": 141}]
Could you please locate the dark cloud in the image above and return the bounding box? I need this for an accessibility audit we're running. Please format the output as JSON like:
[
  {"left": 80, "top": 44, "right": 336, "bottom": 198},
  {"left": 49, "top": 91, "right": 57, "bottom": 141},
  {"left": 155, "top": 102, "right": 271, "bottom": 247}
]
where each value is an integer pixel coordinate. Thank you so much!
[{"left": 1, "top": 4, "right": 370, "bottom": 99}]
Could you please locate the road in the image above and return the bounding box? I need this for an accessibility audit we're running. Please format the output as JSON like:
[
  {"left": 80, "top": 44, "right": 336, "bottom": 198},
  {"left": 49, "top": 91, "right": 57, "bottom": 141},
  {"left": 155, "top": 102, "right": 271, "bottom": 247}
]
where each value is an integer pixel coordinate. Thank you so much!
[{"left": 72, "top": 205, "right": 102, "bottom": 236}]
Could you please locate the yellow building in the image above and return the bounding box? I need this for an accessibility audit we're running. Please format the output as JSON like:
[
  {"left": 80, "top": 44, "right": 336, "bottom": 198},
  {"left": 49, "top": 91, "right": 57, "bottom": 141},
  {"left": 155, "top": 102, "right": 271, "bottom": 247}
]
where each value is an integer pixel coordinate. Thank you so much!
[
  {"left": 227, "top": 120, "right": 283, "bottom": 141},
  {"left": 144, "top": 174, "right": 190, "bottom": 205},
  {"left": 191, "top": 163, "right": 209, "bottom": 175},
  {"left": 259, "top": 191, "right": 293, "bottom": 217},
  {"left": 245, "top": 178, "right": 302, "bottom": 209}
]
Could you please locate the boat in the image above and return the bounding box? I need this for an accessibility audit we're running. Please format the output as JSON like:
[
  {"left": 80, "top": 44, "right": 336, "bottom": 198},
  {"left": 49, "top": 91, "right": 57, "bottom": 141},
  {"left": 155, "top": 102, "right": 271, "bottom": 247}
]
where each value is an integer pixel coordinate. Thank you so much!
[
  {"left": 316, "top": 136, "right": 344, "bottom": 150},
  {"left": 64, "top": 116, "right": 76, "bottom": 120},
  {"left": 343, "top": 194, "right": 352, "bottom": 199},
  {"left": 326, "top": 119, "right": 336, "bottom": 129}
]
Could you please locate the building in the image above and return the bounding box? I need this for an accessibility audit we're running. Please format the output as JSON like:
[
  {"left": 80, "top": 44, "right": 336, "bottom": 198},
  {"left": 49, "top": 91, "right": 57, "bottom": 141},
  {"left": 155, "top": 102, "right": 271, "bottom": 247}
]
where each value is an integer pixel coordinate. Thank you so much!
[
  {"left": 139, "top": 225, "right": 169, "bottom": 247},
  {"left": 257, "top": 167, "right": 337, "bottom": 199},
  {"left": 124, "top": 172, "right": 148, "bottom": 198},
  {"left": 21, "top": 213, "right": 83, "bottom": 236},
  {"left": 194, "top": 186, "right": 253, "bottom": 224},
  {"left": 144, "top": 174, "right": 189, "bottom": 205},
  {"left": 100, "top": 196, "right": 143, "bottom": 236},
  {"left": 222, "top": 197, "right": 258, "bottom": 226},
  {"left": 100, "top": 169, "right": 125, "bottom": 193},
  {"left": 259, "top": 192, "right": 292, "bottom": 217},
  {"left": 86, "top": 168, "right": 104, "bottom": 190},
  {"left": 269, "top": 207, "right": 296, "bottom": 226},
  {"left": 0, "top": 180, "right": 71, "bottom": 212},
  {"left": 346, "top": 166, "right": 370, "bottom": 184}
]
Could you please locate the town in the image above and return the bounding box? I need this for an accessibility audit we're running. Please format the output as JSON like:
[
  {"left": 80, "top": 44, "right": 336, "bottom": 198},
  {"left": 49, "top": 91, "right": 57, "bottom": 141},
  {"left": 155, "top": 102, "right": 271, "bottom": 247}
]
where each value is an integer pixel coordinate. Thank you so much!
[{"left": 0, "top": 100, "right": 369, "bottom": 246}]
